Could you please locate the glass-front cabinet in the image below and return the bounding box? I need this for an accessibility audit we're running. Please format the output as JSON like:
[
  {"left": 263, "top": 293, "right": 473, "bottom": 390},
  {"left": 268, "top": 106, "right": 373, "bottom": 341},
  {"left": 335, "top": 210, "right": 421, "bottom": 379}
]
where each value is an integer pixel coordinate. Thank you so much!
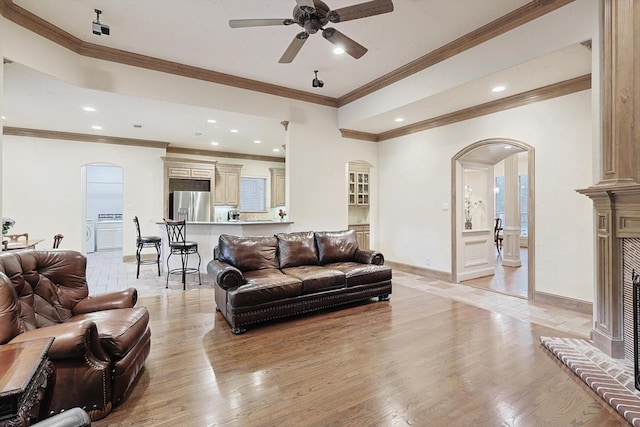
[{"left": 349, "top": 166, "right": 369, "bottom": 207}]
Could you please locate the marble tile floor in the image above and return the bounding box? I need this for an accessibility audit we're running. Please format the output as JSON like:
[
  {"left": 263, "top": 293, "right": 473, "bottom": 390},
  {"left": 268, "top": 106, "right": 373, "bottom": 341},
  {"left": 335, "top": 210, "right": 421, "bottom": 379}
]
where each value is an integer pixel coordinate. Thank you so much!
[{"left": 86, "top": 249, "right": 593, "bottom": 339}]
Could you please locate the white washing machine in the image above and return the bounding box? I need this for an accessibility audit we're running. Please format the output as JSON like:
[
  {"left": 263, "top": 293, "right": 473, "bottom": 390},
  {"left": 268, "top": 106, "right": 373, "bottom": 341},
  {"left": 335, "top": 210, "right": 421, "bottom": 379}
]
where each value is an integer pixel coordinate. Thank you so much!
[{"left": 86, "top": 220, "right": 96, "bottom": 253}]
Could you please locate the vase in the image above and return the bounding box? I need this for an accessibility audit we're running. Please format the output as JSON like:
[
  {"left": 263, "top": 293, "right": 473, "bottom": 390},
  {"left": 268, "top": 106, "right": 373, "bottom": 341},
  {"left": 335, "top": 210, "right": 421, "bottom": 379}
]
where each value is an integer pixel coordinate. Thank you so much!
[{"left": 464, "top": 220, "right": 472, "bottom": 230}]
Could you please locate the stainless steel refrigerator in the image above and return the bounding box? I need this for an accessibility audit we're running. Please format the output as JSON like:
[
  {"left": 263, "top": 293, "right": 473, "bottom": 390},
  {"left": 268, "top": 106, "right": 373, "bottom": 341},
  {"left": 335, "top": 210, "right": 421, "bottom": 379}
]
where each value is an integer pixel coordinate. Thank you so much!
[{"left": 170, "top": 191, "right": 211, "bottom": 222}]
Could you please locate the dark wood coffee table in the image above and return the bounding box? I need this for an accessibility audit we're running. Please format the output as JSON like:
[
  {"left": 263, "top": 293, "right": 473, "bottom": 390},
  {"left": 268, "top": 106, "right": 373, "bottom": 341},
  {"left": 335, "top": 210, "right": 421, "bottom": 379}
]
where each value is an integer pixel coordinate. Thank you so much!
[{"left": 0, "top": 337, "right": 56, "bottom": 426}]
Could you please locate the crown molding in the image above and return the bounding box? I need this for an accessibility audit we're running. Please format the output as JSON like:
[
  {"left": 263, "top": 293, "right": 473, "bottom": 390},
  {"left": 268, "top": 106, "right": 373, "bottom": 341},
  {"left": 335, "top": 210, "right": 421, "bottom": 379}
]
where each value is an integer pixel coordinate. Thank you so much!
[
  {"left": 340, "top": 74, "right": 591, "bottom": 142},
  {"left": 2, "top": 126, "right": 286, "bottom": 161},
  {"left": 2, "top": 126, "right": 170, "bottom": 148},
  {"left": 338, "top": 129, "right": 379, "bottom": 142},
  {"left": 166, "top": 147, "right": 285, "bottom": 163},
  {"left": 0, "top": 0, "right": 338, "bottom": 108},
  {"left": 337, "top": 0, "right": 576, "bottom": 107},
  {"left": 0, "top": 0, "right": 575, "bottom": 111}
]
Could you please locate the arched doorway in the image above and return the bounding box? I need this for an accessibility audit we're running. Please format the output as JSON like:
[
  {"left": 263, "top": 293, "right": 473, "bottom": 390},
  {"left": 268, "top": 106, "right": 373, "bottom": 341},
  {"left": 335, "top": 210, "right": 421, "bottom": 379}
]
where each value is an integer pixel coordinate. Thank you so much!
[
  {"left": 451, "top": 139, "right": 535, "bottom": 299},
  {"left": 82, "top": 163, "right": 124, "bottom": 254}
]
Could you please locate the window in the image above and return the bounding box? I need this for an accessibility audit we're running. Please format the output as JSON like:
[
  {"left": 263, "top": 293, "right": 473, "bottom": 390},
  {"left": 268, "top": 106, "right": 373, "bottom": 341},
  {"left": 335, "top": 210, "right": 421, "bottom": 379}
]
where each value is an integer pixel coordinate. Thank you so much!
[
  {"left": 519, "top": 174, "right": 528, "bottom": 236},
  {"left": 240, "top": 177, "right": 266, "bottom": 212},
  {"left": 495, "top": 176, "right": 505, "bottom": 223},
  {"left": 494, "top": 174, "right": 528, "bottom": 236}
]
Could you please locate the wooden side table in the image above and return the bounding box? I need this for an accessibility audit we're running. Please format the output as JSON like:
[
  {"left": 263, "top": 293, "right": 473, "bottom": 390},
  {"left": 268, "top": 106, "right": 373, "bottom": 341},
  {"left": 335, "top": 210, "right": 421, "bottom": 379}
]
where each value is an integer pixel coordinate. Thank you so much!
[{"left": 0, "top": 338, "right": 56, "bottom": 426}]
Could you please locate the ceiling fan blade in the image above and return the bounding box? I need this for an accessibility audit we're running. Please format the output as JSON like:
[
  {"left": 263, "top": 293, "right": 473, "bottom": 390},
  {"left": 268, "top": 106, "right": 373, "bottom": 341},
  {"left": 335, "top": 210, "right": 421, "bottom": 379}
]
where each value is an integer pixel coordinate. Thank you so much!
[
  {"left": 295, "top": 0, "right": 316, "bottom": 13},
  {"left": 279, "top": 32, "right": 309, "bottom": 63},
  {"left": 229, "top": 18, "right": 295, "bottom": 28},
  {"left": 328, "top": 0, "right": 394, "bottom": 23},
  {"left": 322, "top": 28, "right": 367, "bottom": 59}
]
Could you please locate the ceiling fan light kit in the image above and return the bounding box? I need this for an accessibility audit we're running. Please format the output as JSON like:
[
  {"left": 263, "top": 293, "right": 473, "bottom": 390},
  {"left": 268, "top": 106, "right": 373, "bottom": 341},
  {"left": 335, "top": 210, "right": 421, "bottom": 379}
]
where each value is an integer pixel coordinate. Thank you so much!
[{"left": 228, "top": 0, "right": 394, "bottom": 63}]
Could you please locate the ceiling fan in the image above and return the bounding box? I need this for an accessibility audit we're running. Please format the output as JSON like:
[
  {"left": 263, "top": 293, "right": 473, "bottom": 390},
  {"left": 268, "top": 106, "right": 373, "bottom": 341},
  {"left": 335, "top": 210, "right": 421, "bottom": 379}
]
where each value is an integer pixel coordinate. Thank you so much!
[{"left": 229, "top": 0, "right": 394, "bottom": 63}]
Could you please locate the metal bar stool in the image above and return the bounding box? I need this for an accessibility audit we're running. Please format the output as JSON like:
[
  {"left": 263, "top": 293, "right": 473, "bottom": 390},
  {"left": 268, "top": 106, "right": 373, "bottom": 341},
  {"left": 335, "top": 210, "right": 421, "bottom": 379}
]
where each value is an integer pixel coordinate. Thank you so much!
[
  {"left": 164, "top": 219, "right": 201, "bottom": 290},
  {"left": 133, "top": 216, "right": 162, "bottom": 279}
]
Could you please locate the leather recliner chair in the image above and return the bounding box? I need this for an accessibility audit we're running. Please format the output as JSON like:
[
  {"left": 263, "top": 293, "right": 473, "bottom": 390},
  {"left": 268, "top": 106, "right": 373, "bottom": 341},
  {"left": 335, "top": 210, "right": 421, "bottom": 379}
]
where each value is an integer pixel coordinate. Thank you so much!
[{"left": 0, "top": 250, "right": 151, "bottom": 421}]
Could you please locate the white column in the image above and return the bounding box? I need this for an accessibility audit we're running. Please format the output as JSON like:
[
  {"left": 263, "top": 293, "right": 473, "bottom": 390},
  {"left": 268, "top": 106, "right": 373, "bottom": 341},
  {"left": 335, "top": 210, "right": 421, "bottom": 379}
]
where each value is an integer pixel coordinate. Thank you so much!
[{"left": 502, "top": 154, "right": 521, "bottom": 267}]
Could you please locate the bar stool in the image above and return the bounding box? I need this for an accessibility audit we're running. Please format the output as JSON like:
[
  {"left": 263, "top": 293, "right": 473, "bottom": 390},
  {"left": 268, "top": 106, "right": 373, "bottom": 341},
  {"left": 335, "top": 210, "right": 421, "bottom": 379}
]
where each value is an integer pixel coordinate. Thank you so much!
[
  {"left": 53, "top": 233, "right": 64, "bottom": 248},
  {"left": 133, "top": 216, "right": 161, "bottom": 279},
  {"left": 164, "top": 219, "right": 201, "bottom": 290}
]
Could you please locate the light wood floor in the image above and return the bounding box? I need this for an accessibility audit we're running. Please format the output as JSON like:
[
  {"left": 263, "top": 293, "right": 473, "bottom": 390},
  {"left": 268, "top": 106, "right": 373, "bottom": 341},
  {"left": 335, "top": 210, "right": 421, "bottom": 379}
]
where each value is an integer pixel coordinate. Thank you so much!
[
  {"left": 462, "top": 248, "right": 529, "bottom": 298},
  {"left": 93, "top": 283, "right": 624, "bottom": 426}
]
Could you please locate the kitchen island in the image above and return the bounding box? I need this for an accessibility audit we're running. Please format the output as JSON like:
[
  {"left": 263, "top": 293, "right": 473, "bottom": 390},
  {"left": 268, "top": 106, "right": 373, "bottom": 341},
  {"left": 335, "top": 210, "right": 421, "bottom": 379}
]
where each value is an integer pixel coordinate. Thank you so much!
[{"left": 157, "top": 220, "right": 293, "bottom": 273}]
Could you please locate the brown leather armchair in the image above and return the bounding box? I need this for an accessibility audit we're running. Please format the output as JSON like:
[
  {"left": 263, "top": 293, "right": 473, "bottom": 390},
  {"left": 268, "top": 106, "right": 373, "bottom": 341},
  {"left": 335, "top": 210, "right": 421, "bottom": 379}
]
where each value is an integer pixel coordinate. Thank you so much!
[{"left": 0, "top": 250, "right": 151, "bottom": 421}]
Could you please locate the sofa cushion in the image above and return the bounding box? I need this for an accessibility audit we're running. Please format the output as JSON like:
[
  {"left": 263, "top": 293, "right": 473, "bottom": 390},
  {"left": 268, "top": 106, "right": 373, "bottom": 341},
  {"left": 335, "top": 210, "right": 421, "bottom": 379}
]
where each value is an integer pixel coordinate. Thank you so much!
[
  {"left": 324, "top": 262, "right": 392, "bottom": 287},
  {"left": 218, "top": 234, "right": 279, "bottom": 272},
  {"left": 276, "top": 231, "right": 319, "bottom": 268},
  {"left": 315, "top": 230, "right": 359, "bottom": 265},
  {"left": 229, "top": 269, "right": 302, "bottom": 307},
  {"left": 72, "top": 307, "right": 150, "bottom": 358},
  {"left": 281, "top": 266, "right": 345, "bottom": 294}
]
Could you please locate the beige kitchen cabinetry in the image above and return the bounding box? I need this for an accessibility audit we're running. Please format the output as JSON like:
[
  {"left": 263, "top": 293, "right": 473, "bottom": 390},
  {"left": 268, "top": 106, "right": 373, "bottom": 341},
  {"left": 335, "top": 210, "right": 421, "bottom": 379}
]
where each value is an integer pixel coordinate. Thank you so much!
[
  {"left": 215, "top": 164, "right": 243, "bottom": 206},
  {"left": 269, "top": 167, "right": 286, "bottom": 207},
  {"left": 167, "top": 166, "right": 213, "bottom": 179},
  {"left": 348, "top": 165, "right": 370, "bottom": 206},
  {"left": 349, "top": 224, "right": 370, "bottom": 250},
  {"left": 163, "top": 157, "right": 216, "bottom": 219}
]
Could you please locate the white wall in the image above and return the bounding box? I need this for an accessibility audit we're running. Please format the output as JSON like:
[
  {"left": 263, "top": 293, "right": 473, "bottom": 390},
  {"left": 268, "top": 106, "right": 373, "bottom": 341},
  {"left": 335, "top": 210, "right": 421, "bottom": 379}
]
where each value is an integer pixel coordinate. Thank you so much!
[
  {"left": 2, "top": 136, "right": 164, "bottom": 253},
  {"left": 378, "top": 90, "right": 594, "bottom": 302}
]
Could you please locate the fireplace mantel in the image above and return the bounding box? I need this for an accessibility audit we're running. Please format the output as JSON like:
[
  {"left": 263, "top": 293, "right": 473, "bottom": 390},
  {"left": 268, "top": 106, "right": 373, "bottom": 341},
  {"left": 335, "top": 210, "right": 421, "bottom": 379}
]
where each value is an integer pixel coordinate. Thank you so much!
[{"left": 578, "top": 181, "right": 640, "bottom": 239}]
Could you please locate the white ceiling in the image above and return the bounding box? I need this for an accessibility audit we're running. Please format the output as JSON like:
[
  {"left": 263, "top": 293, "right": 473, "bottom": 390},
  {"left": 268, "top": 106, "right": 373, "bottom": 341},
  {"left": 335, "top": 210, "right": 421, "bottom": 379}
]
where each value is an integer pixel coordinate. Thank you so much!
[{"left": 2, "top": 0, "right": 592, "bottom": 156}]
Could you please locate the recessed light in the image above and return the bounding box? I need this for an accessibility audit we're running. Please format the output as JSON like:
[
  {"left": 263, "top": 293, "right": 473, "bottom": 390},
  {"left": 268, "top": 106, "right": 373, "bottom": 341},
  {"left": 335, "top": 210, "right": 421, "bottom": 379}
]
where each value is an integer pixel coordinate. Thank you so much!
[
  {"left": 83, "top": 106, "right": 96, "bottom": 112},
  {"left": 230, "top": 129, "right": 239, "bottom": 133},
  {"left": 394, "top": 117, "right": 404, "bottom": 123},
  {"left": 504, "top": 145, "right": 512, "bottom": 149},
  {"left": 492, "top": 85, "right": 506, "bottom": 92},
  {"left": 91, "top": 125, "right": 102, "bottom": 130},
  {"left": 211, "top": 142, "right": 219, "bottom": 146},
  {"left": 254, "top": 140, "right": 262, "bottom": 144},
  {"left": 207, "top": 119, "right": 217, "bottom": 123},
  {"left": 273, "top": 148, "right": 280, "bottom": 152},
  {"left": 1, "top": 116, "right": 6, "bottom": 120},
  {"left": 333, "top": 47, "right": 345, "bottom": 55}
]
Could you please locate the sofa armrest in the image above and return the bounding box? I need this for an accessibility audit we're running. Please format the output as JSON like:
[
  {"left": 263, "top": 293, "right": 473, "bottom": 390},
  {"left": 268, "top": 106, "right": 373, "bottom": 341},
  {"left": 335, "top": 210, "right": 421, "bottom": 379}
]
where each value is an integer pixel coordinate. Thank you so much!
[
  {"left": 72, "top": 287, "right": 138, "bottom": 315},
  {"left": 354, "top": 249, "right": 385, "bottom": 265},
  {"left": 32, "top": 407, "right": 91, "bottom": 427},
  {"left": 207, "top": 260, "right": 244, "bottom": 290},
  {"left": 8, "top": 320, "right": 110, "bottom": 362}
]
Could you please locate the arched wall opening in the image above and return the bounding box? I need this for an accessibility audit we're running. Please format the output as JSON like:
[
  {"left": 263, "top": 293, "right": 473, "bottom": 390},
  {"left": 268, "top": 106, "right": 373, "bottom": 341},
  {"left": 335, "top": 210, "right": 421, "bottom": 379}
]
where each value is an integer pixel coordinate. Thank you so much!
[{"left": 451, "top": 138, "right": 535, "bottom": 299}]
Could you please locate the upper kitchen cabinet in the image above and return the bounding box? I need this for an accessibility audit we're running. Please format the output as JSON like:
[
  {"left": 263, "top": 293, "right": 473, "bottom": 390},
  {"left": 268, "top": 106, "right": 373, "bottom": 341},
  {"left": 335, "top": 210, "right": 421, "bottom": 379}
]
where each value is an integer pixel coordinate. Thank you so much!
[
  {"left": 348, "top": 163, "right": 369, "bottom": 207},
  {"left": 167, "top": 166, "right": 213, "bottom": 179},
  {"left": 215, "top": 164, "right": 243, "bottom": 206},
  {"left": 269, "top": 167, "right": 286, "bottom": 207},
  {"left": 163, "top": 157, "right": 216, "bottom": 219},
  {"left": 164, "top": 158, "right": 215, "bottom": 184}
]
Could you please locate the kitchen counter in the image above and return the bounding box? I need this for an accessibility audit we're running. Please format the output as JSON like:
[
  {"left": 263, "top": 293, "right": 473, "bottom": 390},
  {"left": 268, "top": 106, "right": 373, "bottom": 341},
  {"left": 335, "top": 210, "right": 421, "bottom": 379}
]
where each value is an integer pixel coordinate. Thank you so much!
[{"left": 157, "top": 220, "right": 293, "bottom": 272}]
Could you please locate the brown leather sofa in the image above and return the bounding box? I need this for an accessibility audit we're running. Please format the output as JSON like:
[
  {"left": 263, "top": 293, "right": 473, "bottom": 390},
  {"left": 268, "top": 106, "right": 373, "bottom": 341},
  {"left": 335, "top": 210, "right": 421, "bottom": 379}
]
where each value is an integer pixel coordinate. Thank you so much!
[
  {"left": 207, "top": 229, "right": 392, "bottom": 334},
  {"left": 0, "top": 250, "right": 151, "bottom": 421}
]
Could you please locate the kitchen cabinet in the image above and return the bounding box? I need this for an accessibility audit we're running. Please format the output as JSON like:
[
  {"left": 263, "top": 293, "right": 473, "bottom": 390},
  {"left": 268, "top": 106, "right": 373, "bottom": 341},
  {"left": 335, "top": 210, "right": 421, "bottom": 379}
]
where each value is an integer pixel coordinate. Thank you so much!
[
  {"left": 215, "top": 164, "right": 242, "bottom": 206},
  {"left": 348, "top": 165, "right": 369, "bottom": 206},
  {"left": 349, "top": 224, "right": 370, "bottom": 250},
  {"left": 163, "top": 157, "right": 216, "bottom": 219},
  {"left": 270, "top": 167, "right": 286, "bottom": 207},
  {"left": 167, "top": 166, "right": 213, "bottom": 179},
  {"left": 96, "top": 221, "right": 123, "bottom": 250}
]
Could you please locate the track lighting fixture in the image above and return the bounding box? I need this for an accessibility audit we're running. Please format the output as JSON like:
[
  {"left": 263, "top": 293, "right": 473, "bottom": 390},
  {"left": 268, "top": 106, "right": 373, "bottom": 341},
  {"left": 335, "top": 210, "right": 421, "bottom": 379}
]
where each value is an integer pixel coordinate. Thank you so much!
[{"left": 92, "top": 9, "right": 110, "bottom": 36}]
